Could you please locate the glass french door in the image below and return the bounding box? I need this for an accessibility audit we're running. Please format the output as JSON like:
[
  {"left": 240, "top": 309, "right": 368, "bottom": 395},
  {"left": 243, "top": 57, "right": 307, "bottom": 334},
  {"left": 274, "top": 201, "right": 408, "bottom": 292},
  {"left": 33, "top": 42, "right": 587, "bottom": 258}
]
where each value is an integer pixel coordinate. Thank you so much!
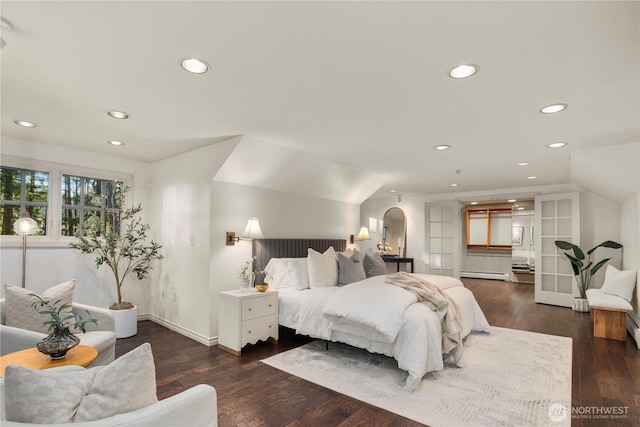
[
  {"left": 424, "top": 201, "right": 460, "bottom": 278},
  {"left": 534, "top": 192, "right": 580, "bottom": 307}
]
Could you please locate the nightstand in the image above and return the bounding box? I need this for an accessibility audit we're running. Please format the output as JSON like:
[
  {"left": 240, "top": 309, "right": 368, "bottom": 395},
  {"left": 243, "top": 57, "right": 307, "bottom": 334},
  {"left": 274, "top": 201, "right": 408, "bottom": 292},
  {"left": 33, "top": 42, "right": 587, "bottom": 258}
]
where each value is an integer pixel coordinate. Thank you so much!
[{"left": 218, "top": 289, "right": 278, "bottom": 356}]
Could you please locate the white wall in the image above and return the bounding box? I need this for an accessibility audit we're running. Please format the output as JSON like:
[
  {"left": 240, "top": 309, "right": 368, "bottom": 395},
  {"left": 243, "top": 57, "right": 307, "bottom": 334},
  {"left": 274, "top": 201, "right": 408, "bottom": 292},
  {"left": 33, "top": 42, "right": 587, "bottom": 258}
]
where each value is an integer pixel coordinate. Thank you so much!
[
  {"left": 619, "top": 192, "right": 640, "bottom": 326},
  {"left": 0, "top": 137, "right": 152, "bottom": 311}
]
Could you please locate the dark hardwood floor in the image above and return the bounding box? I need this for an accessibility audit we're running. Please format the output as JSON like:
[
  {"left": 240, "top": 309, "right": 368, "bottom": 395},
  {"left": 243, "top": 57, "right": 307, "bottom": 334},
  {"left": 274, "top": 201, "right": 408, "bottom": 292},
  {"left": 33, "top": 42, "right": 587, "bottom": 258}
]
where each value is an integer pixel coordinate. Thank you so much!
[{"left": 116, "top": 279, "right": 640, "bottom": 426}]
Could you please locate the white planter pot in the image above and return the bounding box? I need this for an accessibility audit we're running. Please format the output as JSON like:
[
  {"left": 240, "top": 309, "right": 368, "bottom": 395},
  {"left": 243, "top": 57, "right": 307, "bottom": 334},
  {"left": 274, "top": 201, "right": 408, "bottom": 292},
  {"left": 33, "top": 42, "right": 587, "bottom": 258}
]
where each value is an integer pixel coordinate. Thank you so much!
[
  {"left": 572, "top": 298, "right": 589, "bottom": 313},
  {"left": 111, "top": 305, "right": 137, "bottom": 338}
]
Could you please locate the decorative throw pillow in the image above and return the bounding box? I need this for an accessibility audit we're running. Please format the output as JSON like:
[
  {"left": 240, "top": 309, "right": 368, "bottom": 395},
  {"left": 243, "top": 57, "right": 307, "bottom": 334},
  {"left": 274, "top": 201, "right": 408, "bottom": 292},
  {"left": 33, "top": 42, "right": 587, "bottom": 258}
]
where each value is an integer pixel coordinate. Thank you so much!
[
  {"left": 337, "top": 253, "right": 366, "bottom": 285},
  {"left": 600, "top": 265, "right": 637, "bottom": 302},
  {"left": 307, "top": 247, "right": 338, "bottom": 288},
  {"left": 74, "top": 343, "right": 158, "bottom": 422},
  {"left": 4, "top": 365, "right": 96, "bottom": 424},
  {"left": 286, "top": 258, "right": 310, "bottom": 290},
  {"left": 4, "top": 280, "right": 76, "bottom": 334},
  {"left": 350, "top": 249, "right": 365, "bottom": 263},
  {"left": 363, "top": 251, "right": 387, "bottom": 277}
]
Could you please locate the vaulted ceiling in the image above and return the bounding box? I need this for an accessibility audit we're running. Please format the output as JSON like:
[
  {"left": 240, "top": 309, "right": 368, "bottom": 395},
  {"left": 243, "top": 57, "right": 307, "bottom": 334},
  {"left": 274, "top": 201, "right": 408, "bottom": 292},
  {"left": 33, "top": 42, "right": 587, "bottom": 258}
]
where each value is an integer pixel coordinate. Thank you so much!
[{"left": 2, "top": 1, "right": 638, "bottom": 200}]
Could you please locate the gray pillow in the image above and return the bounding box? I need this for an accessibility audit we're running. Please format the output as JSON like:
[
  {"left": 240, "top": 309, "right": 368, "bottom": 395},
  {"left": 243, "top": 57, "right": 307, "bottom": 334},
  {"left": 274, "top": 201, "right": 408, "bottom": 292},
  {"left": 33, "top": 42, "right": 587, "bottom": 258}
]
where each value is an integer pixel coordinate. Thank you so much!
[
  {"left": 337, "top": 253, "right": 366, "bottom": 285},
  {"left": 363, "top": 252, "right": 387, "bottom": 277}
]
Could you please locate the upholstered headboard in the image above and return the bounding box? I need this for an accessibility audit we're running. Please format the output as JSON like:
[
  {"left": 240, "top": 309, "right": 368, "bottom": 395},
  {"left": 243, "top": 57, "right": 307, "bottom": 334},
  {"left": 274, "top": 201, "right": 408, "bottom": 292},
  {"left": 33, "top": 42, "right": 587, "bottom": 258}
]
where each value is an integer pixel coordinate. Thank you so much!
[{"left": 252, "top": 239, "right": 347, "bottom": 278}]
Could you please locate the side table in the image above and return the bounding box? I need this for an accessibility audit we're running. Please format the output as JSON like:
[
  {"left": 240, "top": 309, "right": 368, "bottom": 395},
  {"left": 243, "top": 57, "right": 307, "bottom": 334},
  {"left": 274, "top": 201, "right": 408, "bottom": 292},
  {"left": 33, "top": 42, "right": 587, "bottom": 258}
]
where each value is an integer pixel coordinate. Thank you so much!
[{"left": 0, "top": 345, "right": 98, "bottom": 377}]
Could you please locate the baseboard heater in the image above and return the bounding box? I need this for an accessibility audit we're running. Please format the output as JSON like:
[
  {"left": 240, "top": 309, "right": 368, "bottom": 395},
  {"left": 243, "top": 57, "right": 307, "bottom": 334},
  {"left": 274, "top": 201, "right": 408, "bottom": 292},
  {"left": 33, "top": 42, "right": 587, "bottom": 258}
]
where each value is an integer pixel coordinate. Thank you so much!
[{"left": 460, "top": 271, "right": 510, "bottom": 281}]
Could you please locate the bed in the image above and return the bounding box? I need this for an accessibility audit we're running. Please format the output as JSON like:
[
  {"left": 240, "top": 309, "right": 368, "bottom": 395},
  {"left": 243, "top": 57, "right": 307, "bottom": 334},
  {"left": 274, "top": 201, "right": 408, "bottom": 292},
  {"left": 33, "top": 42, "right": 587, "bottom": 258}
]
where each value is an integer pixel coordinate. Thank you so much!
[{"left": 253, "top": 239, "right": 491, "bottom": 390}]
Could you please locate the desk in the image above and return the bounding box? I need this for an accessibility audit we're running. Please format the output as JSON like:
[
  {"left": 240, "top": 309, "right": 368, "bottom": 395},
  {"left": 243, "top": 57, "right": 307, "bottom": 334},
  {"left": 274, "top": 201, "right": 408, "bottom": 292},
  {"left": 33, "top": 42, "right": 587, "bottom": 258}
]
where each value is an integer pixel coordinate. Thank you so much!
[
  {"left": 382, "top": 256, "right": 414, "bottom": 273},
  {"left": 0, "top": 345, "right": 98, "bottom": 377}
]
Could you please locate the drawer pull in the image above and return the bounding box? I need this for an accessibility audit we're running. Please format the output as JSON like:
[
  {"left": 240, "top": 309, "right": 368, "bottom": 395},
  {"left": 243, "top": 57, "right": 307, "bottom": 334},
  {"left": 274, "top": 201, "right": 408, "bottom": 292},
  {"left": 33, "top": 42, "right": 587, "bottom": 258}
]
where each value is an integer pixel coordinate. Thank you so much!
[
  {"left": 269, "top": 304, "right": 272, "bottom": 307},
  {"left": 248, "top": 308, "right": 252, "bottom": 311},
  {"left": 248, "top": 330, "right": 252, "bottom": 334}
]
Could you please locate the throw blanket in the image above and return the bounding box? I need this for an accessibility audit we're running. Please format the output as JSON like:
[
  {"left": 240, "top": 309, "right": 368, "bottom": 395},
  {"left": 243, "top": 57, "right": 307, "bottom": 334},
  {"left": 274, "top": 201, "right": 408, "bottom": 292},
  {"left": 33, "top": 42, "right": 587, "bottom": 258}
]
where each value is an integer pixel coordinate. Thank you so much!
[{"left": 385, "top": 272, "right": 465, "bottom": 366}]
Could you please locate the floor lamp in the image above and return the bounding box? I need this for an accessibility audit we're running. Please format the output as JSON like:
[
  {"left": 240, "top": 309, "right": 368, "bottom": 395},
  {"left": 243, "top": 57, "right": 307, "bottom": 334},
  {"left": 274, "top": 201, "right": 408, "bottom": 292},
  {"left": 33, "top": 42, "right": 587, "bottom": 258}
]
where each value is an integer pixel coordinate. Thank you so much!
[{"left": 14, "top": 212, "right": 38, "bottom": 288}]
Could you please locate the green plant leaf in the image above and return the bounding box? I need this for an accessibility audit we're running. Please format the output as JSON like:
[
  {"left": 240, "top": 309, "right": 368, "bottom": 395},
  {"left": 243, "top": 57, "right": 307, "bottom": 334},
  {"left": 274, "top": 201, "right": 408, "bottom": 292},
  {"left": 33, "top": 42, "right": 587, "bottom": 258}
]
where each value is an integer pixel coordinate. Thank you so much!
[{"left": 590, "top": 258, "right": 612, "bottom": 276}]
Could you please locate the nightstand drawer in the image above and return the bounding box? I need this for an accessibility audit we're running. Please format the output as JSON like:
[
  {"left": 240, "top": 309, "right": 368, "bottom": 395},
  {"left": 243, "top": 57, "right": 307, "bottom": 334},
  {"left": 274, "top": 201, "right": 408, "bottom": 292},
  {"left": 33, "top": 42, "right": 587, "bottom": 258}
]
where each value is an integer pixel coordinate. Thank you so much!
[
  {"left": 241, "top": 314, "right": 278, "bottom": 345},
  {"left": 241, "top": 294, "right": 277, "bottom": 320}
]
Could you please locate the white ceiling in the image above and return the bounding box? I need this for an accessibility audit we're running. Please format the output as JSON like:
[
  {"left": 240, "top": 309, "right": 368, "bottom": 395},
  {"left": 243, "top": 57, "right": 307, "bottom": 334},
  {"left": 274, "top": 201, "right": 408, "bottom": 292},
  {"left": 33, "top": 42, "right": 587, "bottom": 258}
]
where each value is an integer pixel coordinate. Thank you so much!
[{"left": 2, "top": 1, "right": 638, "bottom": 200}]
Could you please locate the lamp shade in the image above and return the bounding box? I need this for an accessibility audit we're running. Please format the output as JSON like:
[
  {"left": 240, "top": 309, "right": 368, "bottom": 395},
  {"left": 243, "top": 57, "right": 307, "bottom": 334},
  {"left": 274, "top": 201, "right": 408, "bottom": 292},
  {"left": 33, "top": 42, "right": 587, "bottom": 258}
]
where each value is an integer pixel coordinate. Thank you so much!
[
  {"left": 241, "top": 216, "right": 265, "bottom": 239},
  {"left": 355, "top": 226, "right": 371, "bottom": 241},
  {"left": 13, "top": 214, "right": 38, "bottom": 236}
]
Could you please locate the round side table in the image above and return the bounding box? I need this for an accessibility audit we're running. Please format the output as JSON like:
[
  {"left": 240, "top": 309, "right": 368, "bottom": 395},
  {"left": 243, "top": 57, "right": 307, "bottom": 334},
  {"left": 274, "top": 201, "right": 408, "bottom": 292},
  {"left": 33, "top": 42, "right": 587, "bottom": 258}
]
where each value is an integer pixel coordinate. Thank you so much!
[{"left": 0, "top": 345, "right": 98, "bottom": 378}]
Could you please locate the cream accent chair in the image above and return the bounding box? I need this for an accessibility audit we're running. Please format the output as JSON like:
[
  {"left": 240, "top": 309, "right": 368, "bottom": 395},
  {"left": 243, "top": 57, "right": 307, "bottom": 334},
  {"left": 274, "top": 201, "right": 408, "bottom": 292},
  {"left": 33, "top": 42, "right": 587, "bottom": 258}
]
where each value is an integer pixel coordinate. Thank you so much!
[
  {"left": 0, "top": 366, "right": 218, "bottom": 427},
  {"left": 0, "top": 299, "right": 116, "bottom": 366}
]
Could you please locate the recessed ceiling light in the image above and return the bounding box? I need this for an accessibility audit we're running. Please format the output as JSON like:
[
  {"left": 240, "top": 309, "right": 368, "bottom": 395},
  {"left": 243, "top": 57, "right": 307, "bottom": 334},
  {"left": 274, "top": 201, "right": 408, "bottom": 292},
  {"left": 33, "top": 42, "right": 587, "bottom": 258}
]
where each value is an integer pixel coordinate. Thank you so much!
[
  {"left": 526, "top": 176, "right": 538, "bottom": 180},
  {"left": 547, "top": 142, "right": 567, "bottom": 148},
  {"left": 448, "top": 64, "right": 478, "bottom": 79},
  {"left": 389, "top": 189, "right": 397, "bottom": 193},
  {"left": 14, "top": 120, "right": 37, "bottom": 128},
  {"left": 470, "top": 201, "right": 478, "bottom": 205},
  {"left": 516, "top": 162, "right": 530, "bottom": 166},
  {"left": 508, "top": 199, "right": 516, "bottom": 203},
  {"left": 450, "top": 183, "right": 459, "bottom": 187},
  {"left": 180, "top": 58, "right": 209, "bottom": 74},
  {"left": 540, "top": 103, "right": 568, "bottom": 114},
  {"left": 107, "top": 110, "right": 129, "bottom": 119},
  {"left": 434, "top": 145, "right": 451, "bottom": 151},
  {"left": 107, "top": 140, "right": 125, "bottom": 146}
]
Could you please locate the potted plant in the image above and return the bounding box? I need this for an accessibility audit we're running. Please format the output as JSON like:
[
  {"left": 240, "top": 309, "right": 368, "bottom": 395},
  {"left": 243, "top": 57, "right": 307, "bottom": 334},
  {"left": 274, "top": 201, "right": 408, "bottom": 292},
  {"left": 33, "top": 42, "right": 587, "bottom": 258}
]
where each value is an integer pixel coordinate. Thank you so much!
[
  {"left": 69, "top": 184, "right": 163, "bottom": 338},
  {"left": 239, "top": 256, "right": 264, "bottom": 292},
  {"left": 554, "top": 240, "right": 622, "bottom": 312},
  {"left": 30, "top": 295, "right": 97, "bottom": 359}
]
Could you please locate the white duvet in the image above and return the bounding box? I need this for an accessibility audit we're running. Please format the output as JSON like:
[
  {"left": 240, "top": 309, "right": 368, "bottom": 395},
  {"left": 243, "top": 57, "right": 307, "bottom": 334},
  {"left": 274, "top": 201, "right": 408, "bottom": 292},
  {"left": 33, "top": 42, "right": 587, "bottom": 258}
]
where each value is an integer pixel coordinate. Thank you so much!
[{"left": 277, "top": 274, "right": 490, "bottom": 390}]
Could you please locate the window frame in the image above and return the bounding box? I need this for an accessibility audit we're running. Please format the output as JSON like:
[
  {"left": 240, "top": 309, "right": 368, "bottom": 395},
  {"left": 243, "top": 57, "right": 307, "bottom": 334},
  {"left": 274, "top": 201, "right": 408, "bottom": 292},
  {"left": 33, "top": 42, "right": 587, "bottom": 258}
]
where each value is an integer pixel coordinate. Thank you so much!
[{"left": 0, "top": 155, "right": 132, "bottom": 248}]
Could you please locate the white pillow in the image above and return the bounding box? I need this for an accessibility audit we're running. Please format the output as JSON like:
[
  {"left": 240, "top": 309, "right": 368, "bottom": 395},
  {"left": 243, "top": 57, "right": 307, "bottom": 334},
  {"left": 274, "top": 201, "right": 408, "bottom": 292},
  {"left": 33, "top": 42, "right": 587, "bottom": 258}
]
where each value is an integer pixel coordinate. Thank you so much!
[
  {"left": 307, "top": 247, "right": 338, "bottom": 288},
  {"left": 4, "top": 365, "right": 96, "bottom": 424},
  {"left": 4, "top": 280, "right": 76, "bottom": 334},
  {"left": 75, "top": 343, "right": 158, "bottom": 421},
  {"left": 599, "top": 265, "right": 637, "bottom": 302},
  {"left": 264, "top": 258, "right": 293, "bottom": 289},
  {"left": 286, "top": 258, "right": 310, "bottom": 290}
]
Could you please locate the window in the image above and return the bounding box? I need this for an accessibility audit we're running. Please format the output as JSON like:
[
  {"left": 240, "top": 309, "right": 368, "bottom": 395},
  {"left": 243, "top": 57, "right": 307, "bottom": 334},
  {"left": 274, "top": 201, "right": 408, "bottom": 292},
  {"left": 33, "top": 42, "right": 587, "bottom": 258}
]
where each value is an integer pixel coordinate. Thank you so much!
[
  {"left": 1, "top": 156, "right": 131, "bottom": 244},
  {"left": 0, "top": 166, "right": 49, "bottom": 235},
  {"left": 466, "top": 207, "right": 512, "bottom": 249},
  {"left": 61, "top": 175, "right": 122, "bottom": 236}
]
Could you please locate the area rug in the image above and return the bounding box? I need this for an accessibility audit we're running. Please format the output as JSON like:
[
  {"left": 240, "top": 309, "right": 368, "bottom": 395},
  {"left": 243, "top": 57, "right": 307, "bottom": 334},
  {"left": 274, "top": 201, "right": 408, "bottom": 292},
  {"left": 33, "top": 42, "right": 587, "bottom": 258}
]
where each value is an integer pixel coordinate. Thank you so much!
[{"left": 262, "top": 327, "right": 572, "bottom": 426}]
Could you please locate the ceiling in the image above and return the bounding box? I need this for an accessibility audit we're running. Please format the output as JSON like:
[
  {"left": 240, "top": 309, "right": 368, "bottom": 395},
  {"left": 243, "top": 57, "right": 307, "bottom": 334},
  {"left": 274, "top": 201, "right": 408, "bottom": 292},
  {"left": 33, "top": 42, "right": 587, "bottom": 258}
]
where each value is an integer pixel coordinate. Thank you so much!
[{"left": 2, "top": 1, "right": 638, "bottom": 200}]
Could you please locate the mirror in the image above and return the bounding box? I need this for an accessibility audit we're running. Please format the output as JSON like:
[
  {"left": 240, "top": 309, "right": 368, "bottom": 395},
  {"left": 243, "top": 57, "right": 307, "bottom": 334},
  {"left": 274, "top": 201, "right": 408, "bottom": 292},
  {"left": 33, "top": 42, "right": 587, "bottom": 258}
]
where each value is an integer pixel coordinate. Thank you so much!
[{"left": 382, "top": 207, "right": 407, "bottom": 257}]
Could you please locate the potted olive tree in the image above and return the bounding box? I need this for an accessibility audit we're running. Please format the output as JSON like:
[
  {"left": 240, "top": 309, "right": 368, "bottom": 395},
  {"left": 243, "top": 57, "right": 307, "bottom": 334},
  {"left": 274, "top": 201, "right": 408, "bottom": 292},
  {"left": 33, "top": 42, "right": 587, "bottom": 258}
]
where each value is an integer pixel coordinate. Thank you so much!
[
  {"left": 554, "top": 240, "right": 622, "bottom": 312},
  {"left": 70, "top": 184, "right": 163, "bottom": 337}
]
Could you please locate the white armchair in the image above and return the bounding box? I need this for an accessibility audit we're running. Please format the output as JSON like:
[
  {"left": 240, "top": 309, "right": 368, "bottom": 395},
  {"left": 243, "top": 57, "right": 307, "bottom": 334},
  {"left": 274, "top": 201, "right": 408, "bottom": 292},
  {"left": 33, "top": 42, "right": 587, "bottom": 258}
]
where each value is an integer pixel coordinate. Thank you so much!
[{"left": 0, "top": 300, "right": 116, "bottom": 366}]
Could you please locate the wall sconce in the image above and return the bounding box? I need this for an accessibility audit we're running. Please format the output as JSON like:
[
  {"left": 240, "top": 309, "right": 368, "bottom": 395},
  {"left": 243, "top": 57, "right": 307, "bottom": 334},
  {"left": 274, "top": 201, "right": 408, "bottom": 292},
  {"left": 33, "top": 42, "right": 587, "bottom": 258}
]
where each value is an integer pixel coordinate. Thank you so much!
[
  {"left": 14, "top": 212, "right": 38, "bottom": 288},
  {"left": 226, "top": 216, "right": 265, "bottom": 245},
  {"left": 355, "top": 226, "right": 371, "bottom": 241}
]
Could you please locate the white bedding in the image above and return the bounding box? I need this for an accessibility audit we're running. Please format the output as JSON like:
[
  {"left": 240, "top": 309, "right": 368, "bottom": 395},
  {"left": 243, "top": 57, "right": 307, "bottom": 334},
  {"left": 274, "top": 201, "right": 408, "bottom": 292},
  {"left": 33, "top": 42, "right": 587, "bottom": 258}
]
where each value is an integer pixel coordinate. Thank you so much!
[{"left": 277, "top": 273, "right": 490, "bottom": 390}]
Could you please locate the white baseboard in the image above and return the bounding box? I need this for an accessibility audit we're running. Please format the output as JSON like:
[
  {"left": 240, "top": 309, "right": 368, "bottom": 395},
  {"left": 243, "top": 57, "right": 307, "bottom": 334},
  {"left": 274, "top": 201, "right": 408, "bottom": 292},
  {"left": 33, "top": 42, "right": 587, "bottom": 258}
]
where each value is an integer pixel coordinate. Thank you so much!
[
  {"left": 627, "top": 313, "right": 640, "bottom": 349},
  {"left": 460, "top": 271, "right": 510, "bottom": 281},
  {"left": 136, "top": 312, "right": 218, "bottom": 347}
]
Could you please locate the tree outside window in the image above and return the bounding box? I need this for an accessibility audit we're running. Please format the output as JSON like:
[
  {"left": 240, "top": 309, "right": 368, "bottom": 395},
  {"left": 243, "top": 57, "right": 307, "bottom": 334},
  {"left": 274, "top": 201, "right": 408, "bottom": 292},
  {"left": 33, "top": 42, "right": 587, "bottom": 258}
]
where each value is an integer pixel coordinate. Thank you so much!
[
  {"left": 61, "top": 176, "right": 122, "bottom": 237},
  {"left": 0, "top": 166, "right": 48, "bottom": 235}
]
